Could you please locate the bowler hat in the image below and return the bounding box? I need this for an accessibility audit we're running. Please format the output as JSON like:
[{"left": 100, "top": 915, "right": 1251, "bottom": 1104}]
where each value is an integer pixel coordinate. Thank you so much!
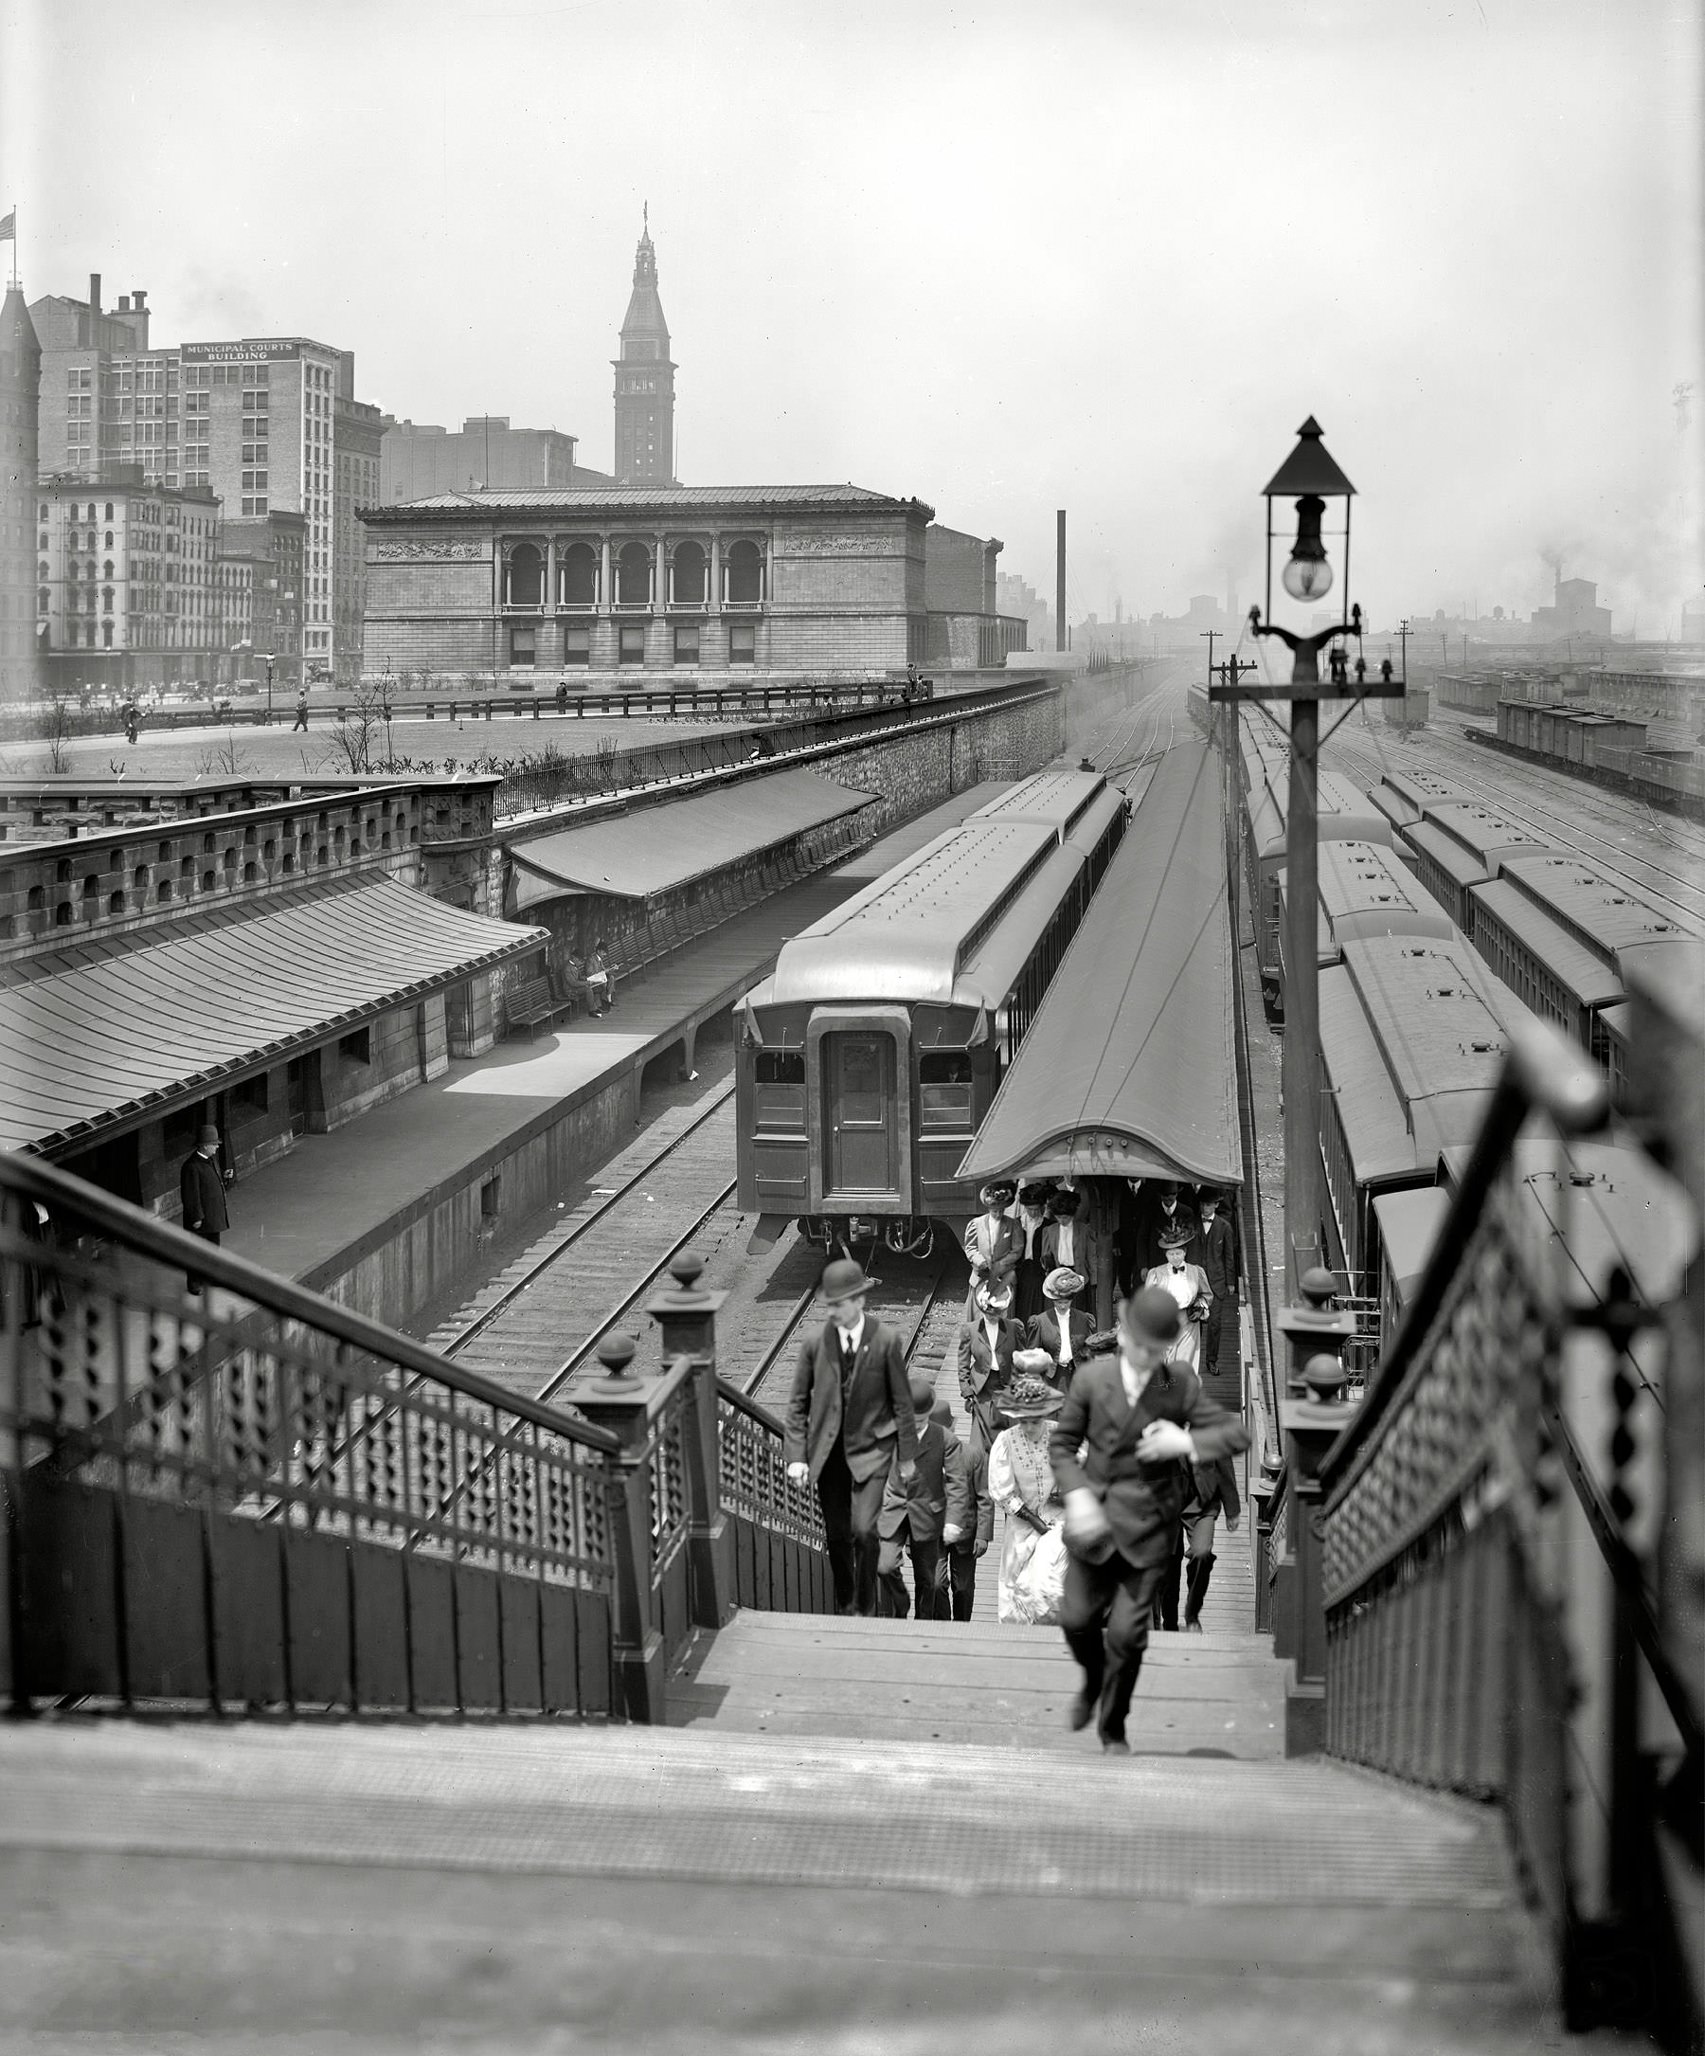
[
  {"left": 1043, "top": 1265, "right": 1085, "bottom": 1301},
  {"left": 999, "top": 1373, "right": 1064, "bottom": 1420},
  {"left": 908, "top": 1372, "right": 936, "bottom": 1415},
  {"left": 820, "top": 1257, "right": 872, "bottom": 1301},
  {"left": 197, "top": 1125, "right": 220, "bottom": 1149},
  {"left": 1120, "top": 1286, "right": 1182, "bottom": 1347}
]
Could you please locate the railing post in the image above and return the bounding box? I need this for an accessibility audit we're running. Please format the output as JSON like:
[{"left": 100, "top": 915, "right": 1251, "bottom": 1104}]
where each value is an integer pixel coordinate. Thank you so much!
[
  {"left": 1275, "top": 1270, "right": 1357, "bottom": 1756},
  {"left": 575, "top": 1334, "right": 667, "bottom": 1723},
  {"left": 645, "top": 1253, "right": 735, "bottom": 1630}
]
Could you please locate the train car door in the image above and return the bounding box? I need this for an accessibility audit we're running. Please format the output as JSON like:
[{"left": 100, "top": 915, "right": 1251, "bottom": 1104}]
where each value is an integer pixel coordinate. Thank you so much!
[
  {"left": 805, "top": 1007, "right": 912, "bottom": 1211},
  {"left": 824, "top": 1032, "right": 896, "bottom": 1196}
]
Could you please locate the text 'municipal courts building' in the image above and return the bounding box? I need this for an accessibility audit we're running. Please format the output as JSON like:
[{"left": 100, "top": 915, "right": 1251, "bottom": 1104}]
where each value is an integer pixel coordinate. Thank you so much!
[{"left": 359, "top": 486, "right": 1026, "bottom": 683}]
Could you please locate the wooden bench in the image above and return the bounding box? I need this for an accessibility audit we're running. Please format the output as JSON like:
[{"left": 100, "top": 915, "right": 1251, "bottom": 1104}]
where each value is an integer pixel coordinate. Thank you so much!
[{"left": 505, "top": 973, "right": 574, "bottom": 1039}]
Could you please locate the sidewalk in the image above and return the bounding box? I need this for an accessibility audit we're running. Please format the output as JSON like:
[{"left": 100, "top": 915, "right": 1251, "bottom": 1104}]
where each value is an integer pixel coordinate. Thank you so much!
[{"left": 222, "top": 780, "right": 1009, "bottom": 1291}]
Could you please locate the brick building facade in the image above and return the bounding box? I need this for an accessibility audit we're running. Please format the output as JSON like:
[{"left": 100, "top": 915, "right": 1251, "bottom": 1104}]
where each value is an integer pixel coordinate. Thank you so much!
[
  {"left": 380, "top": 415, "right": 612, "bottom": 502},
  {"left": 360, "top": 484, "right": 1025, "bottom": 684}
]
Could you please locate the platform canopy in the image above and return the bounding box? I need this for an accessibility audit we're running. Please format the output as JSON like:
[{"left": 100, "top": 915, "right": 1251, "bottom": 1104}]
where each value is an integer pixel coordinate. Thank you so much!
[
  {"left": 0, "top": 875, "right": 543, "bottom": 1156},
  {"left": 957, "top": 741, "right": 1241, "bottom": 1190},
  {"left": 508, "top": 767, "right": 879, "bottom": 909}
]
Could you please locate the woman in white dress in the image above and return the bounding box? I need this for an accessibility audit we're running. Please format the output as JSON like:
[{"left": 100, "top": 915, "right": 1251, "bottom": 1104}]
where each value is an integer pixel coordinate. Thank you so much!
[
  {"left": 1140, "top": 1225, "right": 1213, "bottom": 1373},
  {"left": 986, "top": 1374, "right": 1070, "bottom": 1624}
]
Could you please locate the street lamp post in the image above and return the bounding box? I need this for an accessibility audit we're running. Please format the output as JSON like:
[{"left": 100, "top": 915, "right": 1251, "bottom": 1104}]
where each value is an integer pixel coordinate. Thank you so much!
[
  {"left": 1210, "top": 417, "right": 1406, "bottom": 1299},
  {"left": 260, "top": 653, "right": 276, "bottom": 725}
]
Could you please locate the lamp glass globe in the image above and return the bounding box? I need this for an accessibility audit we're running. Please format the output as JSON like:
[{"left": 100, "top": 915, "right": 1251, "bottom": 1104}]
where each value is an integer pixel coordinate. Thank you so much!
[{"left": 1282, "top": 555, "right": 1334, "bottom": 603}]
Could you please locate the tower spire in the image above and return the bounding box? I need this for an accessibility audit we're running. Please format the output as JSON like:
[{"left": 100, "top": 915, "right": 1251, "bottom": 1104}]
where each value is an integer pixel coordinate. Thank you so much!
[{"left": 613, "top": 211, "right": 675, "bottom": 483}]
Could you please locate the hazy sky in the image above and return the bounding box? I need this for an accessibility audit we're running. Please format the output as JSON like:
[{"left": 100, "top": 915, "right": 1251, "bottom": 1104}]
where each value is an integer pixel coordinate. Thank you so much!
[{"left": 4, "top": 0, "right": 1700, "bottom": 632}]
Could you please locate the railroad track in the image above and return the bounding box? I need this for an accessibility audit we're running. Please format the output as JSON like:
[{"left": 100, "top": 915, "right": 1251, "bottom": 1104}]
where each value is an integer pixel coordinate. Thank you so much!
[
  {"left": 1324, "top": 715, "right": 1705, "bottom": 927},
  {"left": 743, "top": 1253, "right": 960, "bottom": 1412}
]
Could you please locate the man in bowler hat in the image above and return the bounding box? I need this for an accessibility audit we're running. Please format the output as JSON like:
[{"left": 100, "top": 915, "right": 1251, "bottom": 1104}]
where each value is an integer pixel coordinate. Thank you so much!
[
  {"left": 178, "top": 1123, "right": 231, "bottom": 1294},
  {"left": 1050, "top": 1286, "right": 1248, "bottom": 1752},
  {"left": 877, "top": 1372, "right": 970, "bottom": 1619},
  {"left": 786, "top": 1257, "right": 919, "bottom": 1616}
]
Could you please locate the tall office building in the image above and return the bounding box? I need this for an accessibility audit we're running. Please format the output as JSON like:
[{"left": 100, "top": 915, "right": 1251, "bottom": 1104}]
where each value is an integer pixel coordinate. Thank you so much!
[
  {"left": 1, "top": 282, "right": 41, "bottom": 700},
  {"left": 31, "top": 275, "right": 378, "bottom": 680},
  {"left": 612, "top": 216, "right": 676, "bottom": 485}
]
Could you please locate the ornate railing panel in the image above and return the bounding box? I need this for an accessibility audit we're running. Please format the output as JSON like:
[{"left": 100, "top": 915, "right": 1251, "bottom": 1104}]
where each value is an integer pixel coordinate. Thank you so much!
[
  {"left": 716, "top": 1383, "right": 831, "bottom": 1617},
  {"left": 1314, "top": 1012, "right": 1703, "bottom": 2037},
  {"left": 2, "top": 1153, "right": 619, "bottom": 1719}
]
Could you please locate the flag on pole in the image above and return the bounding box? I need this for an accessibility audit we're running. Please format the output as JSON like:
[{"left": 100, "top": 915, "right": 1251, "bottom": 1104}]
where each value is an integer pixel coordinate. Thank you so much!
[{"left": 0, "top": 212, "right": 14, "bottom": 241}]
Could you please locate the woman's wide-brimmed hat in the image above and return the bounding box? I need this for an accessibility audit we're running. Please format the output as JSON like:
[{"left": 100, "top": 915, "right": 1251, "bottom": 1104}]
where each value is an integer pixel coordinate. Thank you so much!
[
  {"left": 979, "top": 1179, "right": 1017, "bottom": 1207},
  {"left": 973, "top": 1272, "right": 1014, "bottom": 1311},
  {"left": 820, "top": 1257, "right": 873, "bottom": 1300},
  {"left": 1000, "top": 1373, "right": 1064, "bottom": 1420},
  {"left": 1046, "top": 1186, "right": 1082, "bottom": 1216},
  {"left": 1016, "top": 1179, "right": 1053, "bottom": 1207},
  {"left": 1157, "top": 1224, "right": 1194, "bottom": 1252},
  {"left": 1043, "top": 1265, "right": 1085, "bottom": 1301}
]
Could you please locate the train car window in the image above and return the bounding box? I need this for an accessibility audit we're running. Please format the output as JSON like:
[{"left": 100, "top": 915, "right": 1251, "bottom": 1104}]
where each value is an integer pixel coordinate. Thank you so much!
[
  {"left": 753, "top": 1050, "right": 806, "bottom": 1129},
  {"left": 755, "top": 1052, "right": 805, "bottom": 1086},
  {"left": 919, "top": 1050, "right": 973, "bottom": 1130},
  {"left": 839, "top": 1040, "right": 884, "bottom": 1122}
]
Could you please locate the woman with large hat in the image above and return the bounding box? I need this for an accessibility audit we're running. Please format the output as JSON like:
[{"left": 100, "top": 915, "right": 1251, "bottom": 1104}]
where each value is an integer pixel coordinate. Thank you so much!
[
  {"left": 1009, "top": 1180, "right": 1055, "bottom": 1325},
  {"left": 1139, "top": 1225, "right": 1213, "bottom": 1373},
  {"left": 956, "top": 1269, "right": 1026, "bottom": 1464},
  {"left": 962, "top": 1179, "right": 1021, "bottom": 1319},
  {"left": 1025, "top": 1266, "right": 1093, "bottom": 1390},
  {"left": 987, "top": 1373, "right": 1070, "bottom": 1624}
]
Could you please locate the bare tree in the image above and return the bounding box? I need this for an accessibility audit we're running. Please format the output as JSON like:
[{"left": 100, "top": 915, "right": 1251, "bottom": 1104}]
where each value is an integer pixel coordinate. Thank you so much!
[
  {"left": 327, "top": 675, "right": 387, "bottom": 774},
  {"left": 44, "top": 697, "right": 74, "bottom": 774}
]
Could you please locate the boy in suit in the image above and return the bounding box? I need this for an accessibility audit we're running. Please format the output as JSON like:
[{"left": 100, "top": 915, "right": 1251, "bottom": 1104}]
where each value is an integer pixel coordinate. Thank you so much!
[
  {"left": 878, "top": 1373, "right": 971, "bottom": 1619},
  {"left": 785, "top": 1258, "right": 919, "bottom": 1616},
  {"left": 933, "top": 1396, "right": 994, "bottom": 1622},
  {"left": 1050, "top": 1286, "right": 1249, "bottom": 1753}
]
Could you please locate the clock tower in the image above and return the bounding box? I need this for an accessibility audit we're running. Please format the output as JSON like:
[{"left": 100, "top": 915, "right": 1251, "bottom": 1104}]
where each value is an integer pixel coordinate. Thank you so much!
[{"left": 612, "top": 210, "right": 676, "bottom": 485}]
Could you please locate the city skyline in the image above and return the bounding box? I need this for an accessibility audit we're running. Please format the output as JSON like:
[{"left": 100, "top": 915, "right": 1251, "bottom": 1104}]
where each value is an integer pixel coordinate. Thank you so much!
[{"left": 3, "top": 0, "right": 1700, "bottom": 634}]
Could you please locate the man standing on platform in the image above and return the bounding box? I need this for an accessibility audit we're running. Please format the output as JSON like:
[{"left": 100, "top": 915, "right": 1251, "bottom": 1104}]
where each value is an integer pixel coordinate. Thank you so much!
[
  {"left": 876, "top": 1372, "right": 969, "bottom": 1620},
  {"left": 786, "top": 1258, "right": 919, "bottom": 1617},
  {"left": 178, "top": 1124, "right": 231, "bottom": 1295},
  {"left": 1050, "top": 1287, "right": 1249, "bottom": 1753},
  {"left": 1195, "top": 1186, "right": 1242, "bottom": 1408}
]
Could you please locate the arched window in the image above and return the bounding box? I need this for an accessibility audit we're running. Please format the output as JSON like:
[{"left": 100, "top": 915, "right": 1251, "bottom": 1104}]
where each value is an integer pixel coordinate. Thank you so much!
[
  {"left": 102, "top": 589, "right": 113, "bottom": 613},
  {"left": 725, "top": 539, "right": 763, "bottom": 606},
  {"left": 103, "top": 559, "right": 113, "bottom": 579},
  {"left": 617, "top": 540, "right": 653, "bottom": 606},
  {"left": 557, "top": 540, "right": 598, "bottom": 607},
  {"left": 104, "top": 502, "right": 114, "bottom": 521},
  {"left": 504, "top": 542, "right": 543, "bottom": 608},
  {"left": 102, "top": 623, "right": 114, "bottom": 647},
  {"left": 670, "top": 540, "right": 707, "bottom": 607},
  {"left": 105, "top": 531, "right": 113, "bottom": 549}
]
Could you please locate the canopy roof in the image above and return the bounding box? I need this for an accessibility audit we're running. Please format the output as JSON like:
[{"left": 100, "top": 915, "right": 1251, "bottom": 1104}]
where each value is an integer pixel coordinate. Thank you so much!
[
  {"left": 0, "top": 875, "right": 541, "bottom": 1156},
  {"left": 956, "top": 742, "right": 1240, "bottom": 1187},
  {"left": 508, "top": 768, "right": 878, "bottom": 909}
]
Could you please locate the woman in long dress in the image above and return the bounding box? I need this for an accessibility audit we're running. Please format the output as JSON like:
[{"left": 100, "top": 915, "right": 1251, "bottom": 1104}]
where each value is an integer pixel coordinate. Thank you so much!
[
  {"left": 1141, "top": 1226, "right": 1212, "bottom": 1373},
  {"left": 1009, "top": 1181, "right": 1053, "bottom": 1326},
  {"left": 986, "top": 1374, "right": 1069, "bottom": 1624}
]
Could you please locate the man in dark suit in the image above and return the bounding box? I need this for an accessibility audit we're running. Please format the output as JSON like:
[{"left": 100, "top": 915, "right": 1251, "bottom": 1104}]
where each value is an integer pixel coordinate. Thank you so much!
[
  {"left": 1025, "top": 1266, "right": 1095, "bottom": 1392},
  {"left": 1050, "top": 1286, "right": 1249, "bottom": 1752},
  {"left": 933, "top": 1396, "right": 994, "bottom": 1622},
  {"left": 786, "top": 1258, "right": 919, "bottom": 1617},
  {"left": 1195, "top": 1186, "right": 1242, "bottom": 1409},
  {"left": 1120, "top": 1179, "right": 1201, "bottom": 1291},
  {"left": 178, "top": 1122, "right": 230, "bottom": 1295},
  {"left": 878, "top": 1373, "right": 971, "bottom": 1620}
]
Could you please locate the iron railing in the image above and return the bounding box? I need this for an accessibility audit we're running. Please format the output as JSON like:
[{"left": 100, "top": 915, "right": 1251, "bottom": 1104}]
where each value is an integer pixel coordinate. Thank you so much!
[
  {"left": 1, "top": 1155, "right": 832, "bottom": 1723},
  {"left": 1312, "top": 1004, "right": 1703, "bottom": 2041}
]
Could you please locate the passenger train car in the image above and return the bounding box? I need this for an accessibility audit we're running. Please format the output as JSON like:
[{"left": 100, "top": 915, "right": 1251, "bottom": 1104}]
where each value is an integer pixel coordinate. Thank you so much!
[
  {"left": 1273, "top": 837, "right": 1455, "bottom": 985},
  {"left": 734, "top": 768, "right": 1127, "bottom": 1252}
]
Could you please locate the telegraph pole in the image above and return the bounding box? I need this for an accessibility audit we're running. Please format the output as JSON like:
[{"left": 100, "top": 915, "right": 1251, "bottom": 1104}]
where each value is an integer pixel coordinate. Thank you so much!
[{"left": 1055, "top": 510, "right": 1067, "bottom": 653}]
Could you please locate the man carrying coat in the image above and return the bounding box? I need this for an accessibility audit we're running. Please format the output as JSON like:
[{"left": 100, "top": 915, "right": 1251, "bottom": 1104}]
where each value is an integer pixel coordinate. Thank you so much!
[
  {"left": 786, "top": 1257, "right": 919, "bottom": 1617},
  {"left": 1050, "top": 1286, "right": 1249, "bottom": 1753},
  {"left": 877, "top": 1372, "right": 971, "bottom": 1619}
]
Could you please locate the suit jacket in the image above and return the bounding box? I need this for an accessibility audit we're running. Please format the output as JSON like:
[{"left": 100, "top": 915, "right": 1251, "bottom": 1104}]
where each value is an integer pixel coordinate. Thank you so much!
[
  {"left": 936, "top": 1411, "right": 995, "bottom": 1549},
  {"left": 1025, "top": 1308, "right": 1095, "bottom": 1386},
  {"left": 785, "top": 1316, "right": 919, "bottom": 1484},
  {"left": 179, "top": 1150, "right": 228, "bottom": 1235},
  {"left": 1197, "top": 1212, "right": 1240, "bottom": 1302},
  {"left": 1049, "top": 1352, "right": 1248, "bottom": 1566},
  {"left": 1120, "top": 1193, "right": 1201, "bottom": 1289},
  {"left": 1185, "top": 1454, "right": 1242, "bottom": 1523},
  {"left": 1039, "top": 1215, "right": 1100, "bottom": 1290},
  {"left": 878, "top": 1419, "right": 972, "bottom": 1541},
  {"left": 956, "top": 1315, "right": 1025, "bottom": 1404}
]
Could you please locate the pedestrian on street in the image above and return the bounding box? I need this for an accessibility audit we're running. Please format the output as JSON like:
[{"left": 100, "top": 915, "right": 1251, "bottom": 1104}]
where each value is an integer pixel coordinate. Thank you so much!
[
  {"left": 1051, "top": 1286, "right": 1249, "bottom": 1753},
  {"left": 932, "top": 1395, "right": 993, "bottom": 1622},
  {"left": 292, "top": 689, "right": 310, "bottom": 732},
  {"left": 876, "top": 1372, "right": 969, "bottom": 1620},
  {"left": 785, "top": 1258, "right": 920, "bottom": 1617},
  {"left": 178, "top": 1123, "right": 232, "bottom": 1296}
]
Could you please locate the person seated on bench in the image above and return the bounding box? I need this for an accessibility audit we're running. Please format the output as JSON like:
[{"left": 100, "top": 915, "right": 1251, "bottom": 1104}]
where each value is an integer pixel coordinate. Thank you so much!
[
  {"left": 585, "top": 940, "right": 614, "bottom": 1015},
  {"left": 553, "top": 950, "right": 592, "bottom": 1017}
]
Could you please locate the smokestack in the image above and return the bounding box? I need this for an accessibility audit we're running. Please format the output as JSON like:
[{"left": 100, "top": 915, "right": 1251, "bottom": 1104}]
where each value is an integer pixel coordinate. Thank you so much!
[
  {"left": 132, "top": 289, "right": 146, "bottom": 310},
  {"left": 89, "top": 273, "right": 101, "bottom": 318},
  {"left": 1055, "top": 510, "right": 1066, "bottom": 653}
]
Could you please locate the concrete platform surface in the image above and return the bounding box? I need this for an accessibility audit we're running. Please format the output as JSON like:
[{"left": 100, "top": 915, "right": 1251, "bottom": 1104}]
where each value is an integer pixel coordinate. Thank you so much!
[{"left": 0, "top": 1715, "right": 1625, "bottom": 2055}]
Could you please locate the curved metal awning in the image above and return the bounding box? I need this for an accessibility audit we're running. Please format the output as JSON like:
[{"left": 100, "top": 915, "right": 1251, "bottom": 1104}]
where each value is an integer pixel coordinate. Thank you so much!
[{"left": 956, "top": 741, "right": 1240, "bottom": 1189}]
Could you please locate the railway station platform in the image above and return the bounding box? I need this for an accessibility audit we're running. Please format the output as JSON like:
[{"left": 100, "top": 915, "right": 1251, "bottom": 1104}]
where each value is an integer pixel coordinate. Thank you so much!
[{"left": 218, "top": 779, "right": 1011, "bottom": 1323}]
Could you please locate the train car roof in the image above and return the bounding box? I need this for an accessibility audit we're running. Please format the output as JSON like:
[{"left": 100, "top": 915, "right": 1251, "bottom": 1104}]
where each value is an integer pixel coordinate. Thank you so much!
[
  {"left": 1418, "top": 800, "right": 1549, "bottom": 868},
  {"left": 1469, "top": 878, "right": 1626, "bottom": 1008},
  {"left": 1497, "top": 852, "right": 1705, "bottom": 960},
  {"left": 970, "top": 766, "right": 1111, "bottom": 839},
  {"left": 1370, "top": 1186, "right": 1452, "bottom": 1308},
  {"left": 1379, "top": 767, "right": 1462, "bottom": 812},
  {"left": 1253, "top": 777, "right": 1395, "bottom": 859},
  {"left": 1368, "top": 784, "right": 1422, "bottom": 832},
  {"left": 1618, "top": 934, "right": 1705, "bottom": 1018},
  {"left": 1440, "top": 1134, "right": 1694, "bottom": 1314},
  {"left": 956, "top": 740, "right": 1239, "bottom": 1189},
  {"left": 1279, "top": 841, "right": 1456, "bottom": 967},
  {"left": 1320, "top": 936, "right": 1530, "bottom": 1185}
]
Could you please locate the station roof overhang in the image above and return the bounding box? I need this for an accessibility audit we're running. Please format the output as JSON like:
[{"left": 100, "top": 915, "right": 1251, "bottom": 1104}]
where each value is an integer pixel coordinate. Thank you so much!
[
  {"left": 1, "top": 873, "right": 544, "bottom": 1158},
  {"left": 507, "top": 766, "right": 879, "bottom": 909}
]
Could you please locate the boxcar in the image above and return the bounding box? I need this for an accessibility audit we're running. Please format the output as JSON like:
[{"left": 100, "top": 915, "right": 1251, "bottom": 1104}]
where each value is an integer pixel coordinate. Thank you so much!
[{"left": 734, "top": 768, "right": 1127, "bottom": 1252}]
